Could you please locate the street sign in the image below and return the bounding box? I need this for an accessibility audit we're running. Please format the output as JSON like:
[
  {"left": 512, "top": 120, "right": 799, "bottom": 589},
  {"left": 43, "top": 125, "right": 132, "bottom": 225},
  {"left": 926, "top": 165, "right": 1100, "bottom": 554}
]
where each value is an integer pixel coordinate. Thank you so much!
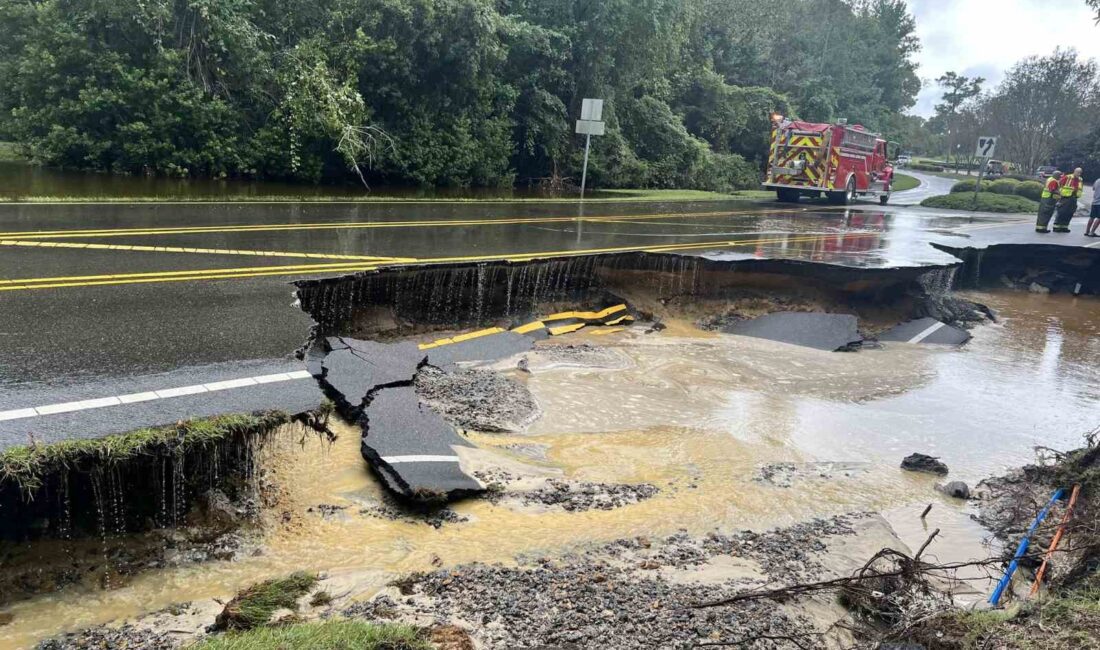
[
  {"left": 976, "top": 136, "right": 997, "bottom": 159},
  {"left": 575, "top": 120, "right": 606, "bottom": 136},
  {"left": 581, "top": 98, "right": 604, "bottom": 122},
  {"left": 577, "top": 99, "right": 606, "bottom": 200}
]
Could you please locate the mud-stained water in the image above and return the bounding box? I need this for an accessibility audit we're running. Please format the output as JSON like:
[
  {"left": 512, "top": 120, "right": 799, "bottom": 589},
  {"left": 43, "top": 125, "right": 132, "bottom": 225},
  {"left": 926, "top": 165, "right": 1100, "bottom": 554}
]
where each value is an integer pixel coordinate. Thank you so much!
[{"left": 2, "top": 291, "right": 1096, "bottom": 648}]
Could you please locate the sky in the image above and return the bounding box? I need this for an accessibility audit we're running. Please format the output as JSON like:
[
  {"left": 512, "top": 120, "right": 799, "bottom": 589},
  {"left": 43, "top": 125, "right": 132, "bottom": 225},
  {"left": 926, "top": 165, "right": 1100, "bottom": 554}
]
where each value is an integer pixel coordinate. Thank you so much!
[{"left": 905, "top": 0, "right": 1100, "bottom": 117}]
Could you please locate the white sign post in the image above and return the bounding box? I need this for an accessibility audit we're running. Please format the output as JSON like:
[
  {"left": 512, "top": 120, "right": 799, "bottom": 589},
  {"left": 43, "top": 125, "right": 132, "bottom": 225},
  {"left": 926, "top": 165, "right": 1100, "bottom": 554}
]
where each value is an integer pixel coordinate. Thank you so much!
[
  {"left": 973, "top": 136, "right": 998, "bottom": 200},
  {"left": 576, "top": 99, "right": 605, "bottom": 199}
]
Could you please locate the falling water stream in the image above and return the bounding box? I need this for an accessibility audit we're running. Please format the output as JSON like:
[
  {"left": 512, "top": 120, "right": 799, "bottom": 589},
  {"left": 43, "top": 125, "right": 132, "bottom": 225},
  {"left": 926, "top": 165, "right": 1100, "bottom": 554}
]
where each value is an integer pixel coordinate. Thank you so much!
[{"left": 0, "top": 290, "right": 1096, "bottom": 648}]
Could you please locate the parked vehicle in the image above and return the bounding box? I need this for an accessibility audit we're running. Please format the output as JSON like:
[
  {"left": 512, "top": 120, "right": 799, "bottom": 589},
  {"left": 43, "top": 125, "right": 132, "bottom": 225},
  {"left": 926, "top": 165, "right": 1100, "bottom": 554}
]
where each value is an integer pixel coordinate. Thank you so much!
[
  {"left": 984, "top": 159, "right": 1005, "bottom": 177},
  {"left": 1035, "top": 166, "right": 1058, "bottom": 179},
  {"left": 763, "top": 117, "right": 893, "bottom": 205},
  {"left": 896, "top": 154, "right": 912, "bottom": 167}
]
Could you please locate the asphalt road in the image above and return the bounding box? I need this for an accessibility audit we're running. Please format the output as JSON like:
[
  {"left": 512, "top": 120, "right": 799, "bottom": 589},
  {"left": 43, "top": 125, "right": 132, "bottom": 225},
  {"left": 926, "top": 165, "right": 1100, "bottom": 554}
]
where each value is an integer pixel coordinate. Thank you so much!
[
  {"left": 891, "top": 169, "right": 957, "bottom": 205},
  {"left": 2, "top": 196, "right": 1095, "bottom": 451}
]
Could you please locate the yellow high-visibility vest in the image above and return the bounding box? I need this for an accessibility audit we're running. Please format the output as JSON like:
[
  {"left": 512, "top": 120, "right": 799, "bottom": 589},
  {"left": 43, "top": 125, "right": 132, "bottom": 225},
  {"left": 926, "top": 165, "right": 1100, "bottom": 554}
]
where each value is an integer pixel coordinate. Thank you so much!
[
  {"left": 1042, "top": 178, "right": 1061, "bottom": 199},
  {"left": 1060, "top": 176, "right": 1083, "bottom": 198}
]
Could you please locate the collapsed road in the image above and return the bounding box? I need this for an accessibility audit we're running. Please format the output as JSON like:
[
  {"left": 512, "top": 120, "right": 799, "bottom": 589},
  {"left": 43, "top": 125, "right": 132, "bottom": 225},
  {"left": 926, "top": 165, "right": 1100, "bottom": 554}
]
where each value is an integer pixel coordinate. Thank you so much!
[{"left": 0, "top": 198, "right": 1098, "bottom": 647}]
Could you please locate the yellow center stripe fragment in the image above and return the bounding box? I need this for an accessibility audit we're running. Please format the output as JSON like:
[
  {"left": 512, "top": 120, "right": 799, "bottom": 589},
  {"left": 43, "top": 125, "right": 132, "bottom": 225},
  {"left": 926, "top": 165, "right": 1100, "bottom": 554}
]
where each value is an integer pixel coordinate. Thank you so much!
[{"left": 0, "top": 239, "right": 412, "bottom": 263}]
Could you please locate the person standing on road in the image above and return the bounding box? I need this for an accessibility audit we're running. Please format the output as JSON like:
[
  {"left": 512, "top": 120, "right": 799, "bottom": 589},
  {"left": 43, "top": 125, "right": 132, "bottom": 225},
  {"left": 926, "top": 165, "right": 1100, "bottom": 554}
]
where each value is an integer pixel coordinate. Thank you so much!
[
  {"left": 1053, "top": 167, "right": 1084, "bottom": 233},
  {"left": 1086, "top": 176, "right": 1100, "bottom": 238},
  {"left": 1036, "top": 170, "right": 1063, "bottom": 233}
]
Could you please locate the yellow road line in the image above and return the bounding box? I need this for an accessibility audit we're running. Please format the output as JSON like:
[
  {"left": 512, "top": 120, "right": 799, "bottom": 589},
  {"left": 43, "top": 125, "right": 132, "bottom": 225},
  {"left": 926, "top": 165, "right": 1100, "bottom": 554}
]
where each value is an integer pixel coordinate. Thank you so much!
[
  {"left": 0, "top": 261, "right": 384, "bottom": 287},
  {"left": 0, "top": 239, "right": 413, "bottom": 262},
  {"left": 0, "top": 232, "right": 873, "bottom": 291},
  {"left": 415, "top": 232, "right": 875, "bottom": 265},
  {"left": 0, "top": 208, "right": 825, "bottom": 240}
]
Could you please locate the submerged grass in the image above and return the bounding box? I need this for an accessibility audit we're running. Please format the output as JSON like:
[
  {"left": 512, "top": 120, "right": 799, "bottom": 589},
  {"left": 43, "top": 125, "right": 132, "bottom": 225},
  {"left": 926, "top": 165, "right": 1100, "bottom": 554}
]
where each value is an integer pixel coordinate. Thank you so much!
[
  {"left": 191, "top": 620, "right": 431, "bottom": 650},
  {"left": 0, "top": 412, "right": 292, "bottom": 494},
  {"left": 6, "top": 188, "right": 766, "bottom": 204},
  {"left": 214, "top": 572, "right": 319, "bottom": 631}
]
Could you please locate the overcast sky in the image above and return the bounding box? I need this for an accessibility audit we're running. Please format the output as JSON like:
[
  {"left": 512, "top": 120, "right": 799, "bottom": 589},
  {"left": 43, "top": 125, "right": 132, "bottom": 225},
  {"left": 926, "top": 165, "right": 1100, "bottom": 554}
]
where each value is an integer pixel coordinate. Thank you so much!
[{"left": 905, "top": 0, "right": 1100, "bottom": 117}]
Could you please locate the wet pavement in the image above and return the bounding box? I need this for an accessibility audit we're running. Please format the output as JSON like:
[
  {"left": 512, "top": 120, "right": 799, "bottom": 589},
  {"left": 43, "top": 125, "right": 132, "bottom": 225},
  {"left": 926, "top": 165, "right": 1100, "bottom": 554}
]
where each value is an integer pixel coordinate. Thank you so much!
[{"left": 1, "top": 194, "right": 1097, "bottom": 451}]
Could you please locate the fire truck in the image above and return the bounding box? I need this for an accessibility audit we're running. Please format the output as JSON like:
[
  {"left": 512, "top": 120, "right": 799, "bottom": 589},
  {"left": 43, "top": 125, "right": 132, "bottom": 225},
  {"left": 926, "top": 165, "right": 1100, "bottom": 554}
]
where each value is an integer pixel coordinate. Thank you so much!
[{"left": 763, "top": 116, "right": 894, "bottom": 205}]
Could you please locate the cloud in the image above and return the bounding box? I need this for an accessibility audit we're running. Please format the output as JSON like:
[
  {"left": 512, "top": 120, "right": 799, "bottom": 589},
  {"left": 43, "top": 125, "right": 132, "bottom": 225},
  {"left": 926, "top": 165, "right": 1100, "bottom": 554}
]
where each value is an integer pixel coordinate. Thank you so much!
[{"left": 905, "top": 0, "right": 1100, "bottom": 117}]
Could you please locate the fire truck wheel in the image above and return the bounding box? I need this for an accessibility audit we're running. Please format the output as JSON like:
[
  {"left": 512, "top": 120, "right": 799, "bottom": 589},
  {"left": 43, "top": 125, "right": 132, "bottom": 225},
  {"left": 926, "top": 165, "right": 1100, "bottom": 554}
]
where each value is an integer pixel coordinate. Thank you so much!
[
  {"left": 827, "top": 178, "right": 856, "bottom": 206},
  {"left": 879, "top": 194, "right": 890, "bottom": 206}
]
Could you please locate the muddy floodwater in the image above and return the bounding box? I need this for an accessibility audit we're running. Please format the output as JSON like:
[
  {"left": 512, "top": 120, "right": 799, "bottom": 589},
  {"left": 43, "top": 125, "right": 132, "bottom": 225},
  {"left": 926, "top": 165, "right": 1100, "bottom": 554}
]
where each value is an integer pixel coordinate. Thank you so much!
[{"left": 2, "top": 290, "right": 1097, "bottom": 648}]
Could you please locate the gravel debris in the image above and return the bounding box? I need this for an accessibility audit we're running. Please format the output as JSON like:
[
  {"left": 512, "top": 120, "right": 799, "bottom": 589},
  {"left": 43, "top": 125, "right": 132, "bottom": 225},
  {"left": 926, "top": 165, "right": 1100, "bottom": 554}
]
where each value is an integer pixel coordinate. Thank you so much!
[
  {"left": 508, "top": 479, "right": 659, "bottom": 512},
  {"left": 415, "top": 366, "right": 541, "bottom": 433},
  {"left": 345, "top": 515, "right": 864, "bottom": 649},
  {"left": 359, "top": 495, "right": 469, "bottom": 529}
]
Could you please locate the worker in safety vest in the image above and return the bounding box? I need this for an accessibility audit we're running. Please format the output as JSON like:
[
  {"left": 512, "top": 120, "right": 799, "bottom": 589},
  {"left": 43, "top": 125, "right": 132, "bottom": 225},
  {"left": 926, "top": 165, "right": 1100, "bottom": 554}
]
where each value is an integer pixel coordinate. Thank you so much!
[
  {"left": 1053, "top": 167, "right": 1084, "bottom": 233},
  {"left": 1036, "top": 171, "right": 1063, "bottom": 233}
]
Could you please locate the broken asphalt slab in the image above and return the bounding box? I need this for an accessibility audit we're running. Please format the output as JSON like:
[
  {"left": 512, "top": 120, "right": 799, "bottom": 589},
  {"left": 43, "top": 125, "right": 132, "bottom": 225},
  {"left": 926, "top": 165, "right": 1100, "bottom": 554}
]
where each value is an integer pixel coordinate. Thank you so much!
[
  {"left": 317, "top": 337, "right": 425, "bottom": 415},
  {"left": 877, "top": 318, "right": 972, "bottom": 346},
  {"left": 425, "top": 332, "right": 535, "bottom": 370},
  {"left": 722, "top": 312, "right": 863, "bottom": 351},
  {"left": 361, "top": 385, "right": 482, "bottom": 499}
]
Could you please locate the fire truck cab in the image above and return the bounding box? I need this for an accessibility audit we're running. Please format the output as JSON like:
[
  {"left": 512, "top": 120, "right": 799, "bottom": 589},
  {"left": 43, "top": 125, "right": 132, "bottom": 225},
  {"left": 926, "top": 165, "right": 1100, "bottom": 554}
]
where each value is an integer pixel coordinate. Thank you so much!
[{"left": 763, "top": 117, "right": 893, "bottom": 206}]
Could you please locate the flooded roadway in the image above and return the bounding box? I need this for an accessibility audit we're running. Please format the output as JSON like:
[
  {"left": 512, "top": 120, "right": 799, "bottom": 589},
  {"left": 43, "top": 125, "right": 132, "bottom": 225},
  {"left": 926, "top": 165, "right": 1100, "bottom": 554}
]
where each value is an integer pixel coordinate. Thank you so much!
[
  {"left": 0, "top": 198, "right": 1052, "bottom": 391},
  {"left": 2, "top": 288, "right": 1097, "bottom": 647}
]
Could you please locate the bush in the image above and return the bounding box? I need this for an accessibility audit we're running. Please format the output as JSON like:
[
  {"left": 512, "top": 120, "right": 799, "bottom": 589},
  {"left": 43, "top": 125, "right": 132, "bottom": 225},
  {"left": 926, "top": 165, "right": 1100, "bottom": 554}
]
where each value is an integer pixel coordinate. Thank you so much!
[
  {"left": 988, "top": 178, "right": 1021, "bottom": 195},
  {"left": 1015, "top": 181, "right": 1044, "bottom": 201},
  {"left": 951, "top": 180, "right": 978, "bottom": 193},
  {"left": 1005, "top": 173, "right": 1034, "bottom": 182},
  {"left": 921, "top": 192, "right": 1039, "bottom": 213},
  {"left": 910, "top": 163, "right": 945, "bottom": 172}
]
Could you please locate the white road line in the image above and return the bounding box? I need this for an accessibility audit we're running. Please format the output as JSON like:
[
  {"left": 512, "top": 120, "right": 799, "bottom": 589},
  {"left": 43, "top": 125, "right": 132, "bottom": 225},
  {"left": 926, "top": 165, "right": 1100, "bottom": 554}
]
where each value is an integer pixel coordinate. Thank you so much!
[
  {"left": 0, "top": 370, "right": 313, "bottom": 422},
  {"left": 381, "top": 455, "right": 461, "bottom": 464},
  {"left": 908, "top": 322, "right": 946, "bottom": 344}
]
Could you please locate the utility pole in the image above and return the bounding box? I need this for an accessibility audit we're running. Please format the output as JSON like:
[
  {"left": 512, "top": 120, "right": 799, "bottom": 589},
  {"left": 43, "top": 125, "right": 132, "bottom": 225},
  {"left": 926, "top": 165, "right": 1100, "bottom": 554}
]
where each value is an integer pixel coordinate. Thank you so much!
[{"left": 576, "top": 99, "right": 605, "bottom": 201}]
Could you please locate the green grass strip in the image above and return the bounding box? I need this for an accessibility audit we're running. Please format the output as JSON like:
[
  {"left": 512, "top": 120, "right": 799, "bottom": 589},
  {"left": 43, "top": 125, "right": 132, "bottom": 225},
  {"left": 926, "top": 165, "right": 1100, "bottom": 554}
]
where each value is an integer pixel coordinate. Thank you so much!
[
  {"left": 0, "top": 412, "right": 291, "bottom": 494},
  {"left": 192, "top": 619, "right": 431, "bottom": 650}
]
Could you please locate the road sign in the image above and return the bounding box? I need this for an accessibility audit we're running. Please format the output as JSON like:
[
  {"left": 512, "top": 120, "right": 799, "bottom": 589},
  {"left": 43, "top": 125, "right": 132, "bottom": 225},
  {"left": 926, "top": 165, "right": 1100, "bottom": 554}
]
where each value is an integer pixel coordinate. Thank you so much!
[
  {"left": 581, "top": 98, "right": 604, "bottom": 122},
  {"left": 577, "top": 99, "right": 606, "bottom": 200},
  {"left": 575, "top": 120, "right": 606, "bottom": 136},
  {"left": 976, "top": 136, "right": 997, "bottom": 159}
]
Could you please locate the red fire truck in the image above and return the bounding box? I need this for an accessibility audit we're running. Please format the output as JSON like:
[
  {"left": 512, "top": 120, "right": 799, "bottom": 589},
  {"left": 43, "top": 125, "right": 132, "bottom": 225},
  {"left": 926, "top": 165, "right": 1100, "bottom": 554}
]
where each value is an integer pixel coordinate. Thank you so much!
[{"left": 763, "top": 116, "right": 894, "bottom": 205}]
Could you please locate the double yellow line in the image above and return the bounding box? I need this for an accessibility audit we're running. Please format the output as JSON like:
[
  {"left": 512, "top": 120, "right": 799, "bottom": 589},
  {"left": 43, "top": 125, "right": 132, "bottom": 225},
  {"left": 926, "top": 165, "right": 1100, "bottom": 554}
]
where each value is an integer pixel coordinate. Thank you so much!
[
  {"left": 0, "top": 232, "right": 874, "bottom": 292},
  {"left": 0, "top": 207, "right": 817, "bottom": 240},
  {"left": 0, "top": 262, "right": 381, "bottom": 291},
  {"left": 0, "top": 238, "right": 412, "bottom": 263}
]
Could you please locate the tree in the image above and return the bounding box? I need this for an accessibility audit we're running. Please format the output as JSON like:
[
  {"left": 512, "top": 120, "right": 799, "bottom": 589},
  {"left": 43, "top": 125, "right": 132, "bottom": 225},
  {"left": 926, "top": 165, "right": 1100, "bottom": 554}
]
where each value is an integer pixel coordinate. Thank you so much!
[
  {"left": 932, "top": 72, "right": 984, "bottom": 166},
  {"left": 979, "top": 49, "right": 1100, "bottom": 173}
]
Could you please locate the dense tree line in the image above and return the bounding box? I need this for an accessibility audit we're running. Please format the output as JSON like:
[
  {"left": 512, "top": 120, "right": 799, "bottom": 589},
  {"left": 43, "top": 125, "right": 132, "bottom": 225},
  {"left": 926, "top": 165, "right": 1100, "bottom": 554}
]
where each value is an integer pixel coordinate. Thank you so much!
[{"left": 0, "top": 0, "right": 921, "bottom": 190}]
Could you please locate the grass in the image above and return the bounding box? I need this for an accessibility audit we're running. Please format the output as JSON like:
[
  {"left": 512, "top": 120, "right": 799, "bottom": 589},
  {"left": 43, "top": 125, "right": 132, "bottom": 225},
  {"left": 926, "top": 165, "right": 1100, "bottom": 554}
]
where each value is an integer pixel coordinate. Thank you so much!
[
  {"left": 4, "top": 188, "right": 772, "bottom": 204},
  {"left": 0, "top": 142, "right": 25, "bottom": 162},
  {"left": 191, "top": 619, "right": 431, "bottom": 650},
  {"left": 891, "top": 173, "right": 920, "bottom": 192},
  {"left": 906, "top": 582, "right": 1100, "bottom": 649},
  {"left": 920, "top": 192, "right": 1039, "bottom": 214},
  {"left": 213, "top": 572, "right": 319, "bottom": 631},
  {"left": 0, "top": 412, "right": 292, "bottom": 494}
]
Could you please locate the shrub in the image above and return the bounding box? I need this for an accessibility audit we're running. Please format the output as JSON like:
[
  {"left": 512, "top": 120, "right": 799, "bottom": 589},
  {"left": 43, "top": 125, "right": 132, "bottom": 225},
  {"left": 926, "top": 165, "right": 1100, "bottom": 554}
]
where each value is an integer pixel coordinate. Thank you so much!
[
  {"left": 951, "top": 180, "right": 978, "bottom": 193},
  {"left": 988, "top": 178, "right": 1021, "bottom": 195},
  {"left": 1015, "top": 181, "right": 1044, "bottom": 201},
  {"left": 910, "top": 163, "right": 945, "bottom": 172},
  {"left": 190, "top": 620, "right": 432, "bottom": 650},
  {"left": 921, "top": 192, "right": 1039, "bottom": 213}
]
